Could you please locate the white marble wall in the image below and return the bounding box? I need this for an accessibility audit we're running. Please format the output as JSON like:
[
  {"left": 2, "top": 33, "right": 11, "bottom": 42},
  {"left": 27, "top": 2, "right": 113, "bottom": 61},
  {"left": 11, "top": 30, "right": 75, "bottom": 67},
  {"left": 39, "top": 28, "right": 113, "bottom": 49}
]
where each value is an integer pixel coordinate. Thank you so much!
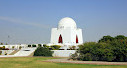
[
  {"left": 0, "top": 50, "right": 14, "bottom": 55},
  {"left": 52, "top": 50, "right": 76, "bottom": 57}
]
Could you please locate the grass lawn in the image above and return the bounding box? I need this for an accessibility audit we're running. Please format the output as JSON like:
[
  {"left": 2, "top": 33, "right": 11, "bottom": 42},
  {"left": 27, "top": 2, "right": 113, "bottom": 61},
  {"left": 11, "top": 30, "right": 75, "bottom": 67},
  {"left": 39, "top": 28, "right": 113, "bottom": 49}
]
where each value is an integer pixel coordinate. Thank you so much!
[{"left": 0, "top": 57, "right": 127, "bottom": 68}]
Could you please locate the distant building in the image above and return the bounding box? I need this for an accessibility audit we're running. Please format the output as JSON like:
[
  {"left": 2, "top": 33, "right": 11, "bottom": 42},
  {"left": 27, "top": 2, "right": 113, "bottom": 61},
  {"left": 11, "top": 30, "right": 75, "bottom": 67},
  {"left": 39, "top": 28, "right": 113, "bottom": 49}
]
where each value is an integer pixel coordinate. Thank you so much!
[{"left": 49, "top": 17, "right": 83, "bottom": 46}]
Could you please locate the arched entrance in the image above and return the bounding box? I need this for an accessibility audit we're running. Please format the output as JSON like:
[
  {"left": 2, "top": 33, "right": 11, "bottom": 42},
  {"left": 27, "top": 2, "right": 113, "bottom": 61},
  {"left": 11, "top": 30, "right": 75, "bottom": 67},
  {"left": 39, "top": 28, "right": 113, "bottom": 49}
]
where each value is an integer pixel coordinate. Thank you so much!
[
  {"left": 76, "top": 35, "right": 78, "bottom": 43},
  {"left": 58, "top": 34, "right": 63, "bottom": 43}
]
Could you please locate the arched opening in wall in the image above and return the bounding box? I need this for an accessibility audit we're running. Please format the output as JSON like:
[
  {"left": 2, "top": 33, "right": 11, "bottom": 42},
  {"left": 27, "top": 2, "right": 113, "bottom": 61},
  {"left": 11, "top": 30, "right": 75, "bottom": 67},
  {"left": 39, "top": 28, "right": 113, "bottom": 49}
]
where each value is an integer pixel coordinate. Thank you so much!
[
  {"left": 76, "top": 35, "right": 78, "bottom": 43},
  {"left": 58, "top": 34, "right": 63, "bottom": 43}
]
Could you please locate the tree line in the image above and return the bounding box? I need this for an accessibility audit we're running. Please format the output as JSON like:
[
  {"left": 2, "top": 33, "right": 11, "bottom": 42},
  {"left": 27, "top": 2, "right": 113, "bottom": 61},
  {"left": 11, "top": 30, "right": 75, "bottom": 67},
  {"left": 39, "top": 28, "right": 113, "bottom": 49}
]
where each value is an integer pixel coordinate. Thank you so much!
[{"left": 70, "top": 35, "right": 127, "bottom": 62}]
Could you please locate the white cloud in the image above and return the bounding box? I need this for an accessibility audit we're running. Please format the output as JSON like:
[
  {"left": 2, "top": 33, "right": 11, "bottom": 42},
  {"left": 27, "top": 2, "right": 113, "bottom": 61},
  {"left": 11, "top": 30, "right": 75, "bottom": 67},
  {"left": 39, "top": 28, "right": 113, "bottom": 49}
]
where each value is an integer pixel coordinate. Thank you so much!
[{"left": 0, "top": 16, "right": 51, "bottom": 29}]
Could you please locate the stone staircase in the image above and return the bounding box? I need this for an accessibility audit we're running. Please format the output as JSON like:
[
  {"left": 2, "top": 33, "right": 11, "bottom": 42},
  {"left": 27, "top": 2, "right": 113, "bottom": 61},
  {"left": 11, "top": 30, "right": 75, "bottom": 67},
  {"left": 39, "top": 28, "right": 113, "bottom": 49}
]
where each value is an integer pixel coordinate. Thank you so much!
[
  {"left": 9, "top": 50, "right": 20, "bottom": 55},
  {"left": 14, "top": 48, "right": 37, "bottom": 56}
]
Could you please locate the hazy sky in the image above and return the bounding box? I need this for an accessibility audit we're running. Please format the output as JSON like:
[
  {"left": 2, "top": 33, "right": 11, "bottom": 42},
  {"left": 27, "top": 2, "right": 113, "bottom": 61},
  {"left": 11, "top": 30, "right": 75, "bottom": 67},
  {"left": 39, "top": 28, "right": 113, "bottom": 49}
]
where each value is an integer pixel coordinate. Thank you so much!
[{"left": 0, "top": 0, "right": 127, "bottom": 44}]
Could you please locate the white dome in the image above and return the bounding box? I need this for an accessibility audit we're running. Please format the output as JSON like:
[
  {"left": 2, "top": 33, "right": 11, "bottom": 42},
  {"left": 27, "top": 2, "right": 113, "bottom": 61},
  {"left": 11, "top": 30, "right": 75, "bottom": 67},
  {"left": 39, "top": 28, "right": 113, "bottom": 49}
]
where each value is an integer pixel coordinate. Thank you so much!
[{"left": 58, "top": 17, "right": 77, "bottom": 29}]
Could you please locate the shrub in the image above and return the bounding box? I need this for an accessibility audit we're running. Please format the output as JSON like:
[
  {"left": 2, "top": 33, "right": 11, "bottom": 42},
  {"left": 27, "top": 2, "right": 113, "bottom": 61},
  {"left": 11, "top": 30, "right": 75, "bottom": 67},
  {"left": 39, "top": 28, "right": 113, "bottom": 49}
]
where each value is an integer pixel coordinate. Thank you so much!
[
  {"left": 0, "top": 46, "right": 9, "bottom": 50},
  {"left": 0, "top": 47, "right": 4, "bottom": 50},
  {"left": 12, "top": 46, "right": 15, "bottom": 49},
  {"left": 34, "top": 47, "right": 53, "bottom": 56},
  {"left": 38, "top": 44, "right": 42, "bottom": 47},
  {"left": 3, "top": 48, "right": 9, "bottom": 50},
  {"left": 5, "top": 51, "right": 7, "bottom": 55},
  {"left": 4, "top": 48, "right": 9, "bottom": 50},
  {"left": 0, "top": 43, "right": 3, "bottom": 45},
  {"left": 19, "top": 46, "right": 22, "bottom": 49},
  {"left": 50, "top": 45, "right": 61, "bottom": 50},
  {"left": 32, "top": 45, "right": 36, "bottom": 47},
  {"left": 3, "top": 46, "right": 5, "bottom": 49},
  {"left": 69, "top": 46, "right": 76, "bottom": 50},
  {"left": 0, "top": 47, "right": 3, "bottom": 50},
  {"left": 69, "top": 52, "right": 79, "bottom": 60},
  {"left": 0, "top": 51, "right": 2, "bottom": 55},
  {"left": 28, "top": 45, "right": 31, "bottom": 47},
  {"left": 82, "top": 53, "right": 93, "bottom": 61},
  {"left": 43, "top": 44, "right": 49, "bottom": 48},
  {"left": 59, "top": 49, "right": 64, "bottom": 50}
]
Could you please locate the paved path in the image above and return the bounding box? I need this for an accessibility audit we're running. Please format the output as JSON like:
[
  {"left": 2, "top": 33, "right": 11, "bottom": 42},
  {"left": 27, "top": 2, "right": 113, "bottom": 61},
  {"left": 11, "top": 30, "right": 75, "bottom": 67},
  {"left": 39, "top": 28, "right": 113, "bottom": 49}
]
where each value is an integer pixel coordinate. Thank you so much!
[
  {"left": 43, "top": 58, "right": 127, "bottom": 65},
  {"left": 0, "top": 55, "right": 27, "bottom": 57}
]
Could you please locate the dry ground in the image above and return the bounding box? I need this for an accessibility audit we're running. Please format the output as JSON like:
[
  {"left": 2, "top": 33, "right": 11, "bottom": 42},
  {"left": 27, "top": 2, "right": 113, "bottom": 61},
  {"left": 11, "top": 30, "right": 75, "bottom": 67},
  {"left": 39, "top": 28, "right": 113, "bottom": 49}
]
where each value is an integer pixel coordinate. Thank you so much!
[{"left": 43, "top": 58, "right": 127, "bottom": 65}]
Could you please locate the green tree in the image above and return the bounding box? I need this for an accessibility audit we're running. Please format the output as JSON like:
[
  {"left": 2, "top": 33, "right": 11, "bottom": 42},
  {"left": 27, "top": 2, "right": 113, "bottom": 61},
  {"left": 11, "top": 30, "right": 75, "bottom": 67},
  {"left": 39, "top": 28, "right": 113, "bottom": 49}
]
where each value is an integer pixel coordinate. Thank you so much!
[
  {"left": 110, "top": 39, "right": 127, "bottom": 62},
  {"left": 71, "top": 42, "right": 115, "bottom": 61},
  {"left": 115, "top": 35, "right": 127, "bottom": 40},
  {"left": 71, "top": 35, "right": 127, "bottom": 62},
  {"left": 98, "top": 35, "right": 114, "bottom": 43}
]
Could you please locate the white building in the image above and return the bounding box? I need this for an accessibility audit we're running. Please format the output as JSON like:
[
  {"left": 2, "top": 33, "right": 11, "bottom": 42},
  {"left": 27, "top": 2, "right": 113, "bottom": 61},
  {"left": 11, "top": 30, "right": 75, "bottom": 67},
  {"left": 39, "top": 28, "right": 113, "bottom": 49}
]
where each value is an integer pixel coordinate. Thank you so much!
[{"left": 50, "top": 17, "right": 83, "bottom": 46}]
